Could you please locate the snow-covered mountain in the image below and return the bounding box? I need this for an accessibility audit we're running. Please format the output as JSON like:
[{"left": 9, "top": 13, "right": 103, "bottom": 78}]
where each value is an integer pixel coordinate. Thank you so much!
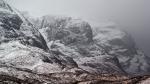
[
  {"left": 37, "top": 16, "right": 126, "bottom": 75},
  {"left": 93, "top": 26, "right": 150, "bottom": 75},
  {"left": 36, "top": 15, "right": 150, "bottom": 75},
  {"left": 0, "top": 0, "right": 150, "bottom": 83}
]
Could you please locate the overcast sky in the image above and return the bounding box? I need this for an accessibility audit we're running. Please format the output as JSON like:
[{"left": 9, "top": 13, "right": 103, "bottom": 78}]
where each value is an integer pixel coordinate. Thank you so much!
[{"left": 6, "top": 0, "right": 150, "bottom": 55}]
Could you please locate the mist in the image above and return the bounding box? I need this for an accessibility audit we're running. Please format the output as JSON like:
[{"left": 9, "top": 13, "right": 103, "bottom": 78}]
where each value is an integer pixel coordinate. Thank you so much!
[{"left": 6, "top": 0, "right": 150, "bottom": 56}]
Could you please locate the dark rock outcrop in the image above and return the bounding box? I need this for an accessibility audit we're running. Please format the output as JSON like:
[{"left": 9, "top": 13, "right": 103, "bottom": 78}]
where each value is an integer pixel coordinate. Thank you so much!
[{"left": 0, "top": 0, "right": 48, "bottom": 51}]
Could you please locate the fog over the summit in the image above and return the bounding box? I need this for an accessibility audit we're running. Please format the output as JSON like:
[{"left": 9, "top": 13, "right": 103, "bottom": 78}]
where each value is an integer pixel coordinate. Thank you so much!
[{"left": 6, "top": 0, "right": 150, "bottom": 55}]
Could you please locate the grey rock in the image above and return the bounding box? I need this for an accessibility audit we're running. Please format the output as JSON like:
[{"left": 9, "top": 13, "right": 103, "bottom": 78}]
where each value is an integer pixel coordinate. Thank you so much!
[
  {"left": 37, "top": 16, "right": 126, "bottom": 74},
  {"left": 93, "top": 26, "right": 150, "bottom": 75},
  {"left": 39, "top": 16, "right": 93, "bottom": 45},
  {"left": 0, "top": 0, "right": 150, "bottom": 83},
  {"left": 0, "top": 1, "right": 84, "bottom": 83},
  {"left": 0, "top": 0, "right": 49, "bottom": 51}
]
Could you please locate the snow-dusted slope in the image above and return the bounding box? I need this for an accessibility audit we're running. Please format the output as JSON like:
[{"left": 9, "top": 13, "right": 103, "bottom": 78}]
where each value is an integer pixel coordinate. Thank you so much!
[
  {"left": 0, "top": 0, "right": 150, "bottom": 83},
  {"left": 37, "top": 16, "right": 127, "bottom": 74},
  {"left": 37, "top": 15, "right": 150, "bottom": 75},
  {"left": 93, "top": 26, "right": 150, "bottom": 75},
  {"left": 0, "top": 0, "right": 84, "bottom": 82}
]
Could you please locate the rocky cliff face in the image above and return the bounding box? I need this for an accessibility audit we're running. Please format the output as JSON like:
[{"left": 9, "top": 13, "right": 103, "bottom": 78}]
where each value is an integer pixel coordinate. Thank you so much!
[
  {"left": 37, "top": 15, "right": 150, "bottom": 75},
  {"left": 93, "top": 26, "right": 150, "bottom": 75},
  {"left": 0, "top": 0, "right": 150, "bottom": 84},
  {"left": 0, "top": 1, "right": 85, "bottom": 83},
  {"left": 37, "top": 16, "right": 126, "bottom": 74}
]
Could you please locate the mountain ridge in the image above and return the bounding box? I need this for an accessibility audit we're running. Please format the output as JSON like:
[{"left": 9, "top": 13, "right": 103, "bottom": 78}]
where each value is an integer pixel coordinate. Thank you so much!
[{"left": 0, "top": 0, "right": 150, "bottom": 83}]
